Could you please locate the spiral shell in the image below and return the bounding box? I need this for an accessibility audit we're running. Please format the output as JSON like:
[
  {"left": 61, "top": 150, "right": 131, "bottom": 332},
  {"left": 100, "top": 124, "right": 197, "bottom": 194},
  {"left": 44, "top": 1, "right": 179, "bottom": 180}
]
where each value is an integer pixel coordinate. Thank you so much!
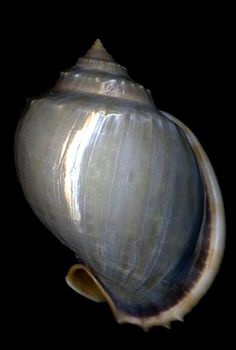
[{"left": 15, "top": 39, "right": 225, "bottom": 330}]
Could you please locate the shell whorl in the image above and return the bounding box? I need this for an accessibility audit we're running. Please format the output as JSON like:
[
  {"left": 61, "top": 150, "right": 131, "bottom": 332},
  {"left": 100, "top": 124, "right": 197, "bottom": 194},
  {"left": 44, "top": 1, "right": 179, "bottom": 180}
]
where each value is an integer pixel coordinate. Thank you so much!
[{"left": 55, "top": 39, "right": 154, "bottom": 107}]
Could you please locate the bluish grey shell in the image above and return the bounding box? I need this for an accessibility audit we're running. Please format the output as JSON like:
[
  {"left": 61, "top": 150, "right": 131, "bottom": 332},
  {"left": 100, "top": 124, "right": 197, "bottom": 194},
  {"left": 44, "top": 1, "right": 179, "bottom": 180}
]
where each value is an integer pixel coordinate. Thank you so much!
[{"left": 15, "top": 40, "right": 225, "bottom": 329}]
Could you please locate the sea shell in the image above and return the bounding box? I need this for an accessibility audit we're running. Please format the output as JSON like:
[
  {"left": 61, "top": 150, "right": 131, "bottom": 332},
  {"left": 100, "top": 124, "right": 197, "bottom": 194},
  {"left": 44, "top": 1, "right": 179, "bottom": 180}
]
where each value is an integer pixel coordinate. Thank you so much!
[{"left": 15, "top": 39, "right": 225, "bottom": 330}]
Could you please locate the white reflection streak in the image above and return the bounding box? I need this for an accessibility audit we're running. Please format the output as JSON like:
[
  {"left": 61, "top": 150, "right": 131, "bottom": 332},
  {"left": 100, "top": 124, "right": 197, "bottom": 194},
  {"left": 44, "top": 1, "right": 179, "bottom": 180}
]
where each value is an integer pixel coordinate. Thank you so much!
[{"left": 63, "top": 111, "right": 100, "bottom": 223}]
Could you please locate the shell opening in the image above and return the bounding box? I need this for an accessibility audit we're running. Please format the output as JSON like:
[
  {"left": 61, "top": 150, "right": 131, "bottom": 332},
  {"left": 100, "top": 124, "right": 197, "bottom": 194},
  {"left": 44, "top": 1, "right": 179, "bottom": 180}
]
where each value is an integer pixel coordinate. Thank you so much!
[{"left": 66, "top": 264, "right": 106, "bottom": 302}]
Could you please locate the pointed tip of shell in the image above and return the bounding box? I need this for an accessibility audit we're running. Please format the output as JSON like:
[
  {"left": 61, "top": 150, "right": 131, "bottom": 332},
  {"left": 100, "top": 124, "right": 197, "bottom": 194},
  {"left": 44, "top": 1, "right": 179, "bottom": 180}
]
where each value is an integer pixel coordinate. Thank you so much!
[
  {"left": 83, "top": 38, "right": 115, "bottom": 62},
  {"left": 92, "top": 38, "right": 105, "bottom": 50}
]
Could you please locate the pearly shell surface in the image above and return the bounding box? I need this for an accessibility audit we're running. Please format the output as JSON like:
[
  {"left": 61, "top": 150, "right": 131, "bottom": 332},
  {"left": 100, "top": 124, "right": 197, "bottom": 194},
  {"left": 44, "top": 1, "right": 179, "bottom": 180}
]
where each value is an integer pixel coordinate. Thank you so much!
[{"left": 15, "top": 40, "right": 225, "bottom": 330}]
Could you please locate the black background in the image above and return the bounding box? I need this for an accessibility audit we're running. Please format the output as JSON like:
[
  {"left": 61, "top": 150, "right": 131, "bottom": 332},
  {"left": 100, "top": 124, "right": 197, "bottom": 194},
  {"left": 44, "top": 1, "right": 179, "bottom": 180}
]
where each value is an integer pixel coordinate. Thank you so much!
[{"left": 3, "top": 4, "right": 232, "bottom": 348}]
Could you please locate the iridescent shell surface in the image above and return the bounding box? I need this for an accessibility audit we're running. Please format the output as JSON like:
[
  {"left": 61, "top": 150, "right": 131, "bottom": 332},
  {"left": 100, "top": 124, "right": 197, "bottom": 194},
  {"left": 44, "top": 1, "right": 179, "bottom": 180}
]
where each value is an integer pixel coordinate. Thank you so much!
[{"left": 15, "top": 40, "right": 225, "bottom": 330}]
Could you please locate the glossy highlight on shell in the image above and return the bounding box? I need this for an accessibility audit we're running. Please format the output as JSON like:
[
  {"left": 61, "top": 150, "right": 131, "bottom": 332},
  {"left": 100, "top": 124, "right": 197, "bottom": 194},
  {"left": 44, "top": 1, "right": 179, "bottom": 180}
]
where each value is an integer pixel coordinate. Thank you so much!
[{"left": 15, "top": 39, "right": 225, "bottom": 330}]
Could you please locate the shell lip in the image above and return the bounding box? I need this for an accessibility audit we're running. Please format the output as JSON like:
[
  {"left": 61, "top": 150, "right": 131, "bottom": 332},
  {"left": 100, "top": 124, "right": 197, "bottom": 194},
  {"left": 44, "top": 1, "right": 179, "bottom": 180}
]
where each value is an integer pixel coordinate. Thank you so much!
[{"left": 66, "top": 264, "right": 185, "bottom": 331}]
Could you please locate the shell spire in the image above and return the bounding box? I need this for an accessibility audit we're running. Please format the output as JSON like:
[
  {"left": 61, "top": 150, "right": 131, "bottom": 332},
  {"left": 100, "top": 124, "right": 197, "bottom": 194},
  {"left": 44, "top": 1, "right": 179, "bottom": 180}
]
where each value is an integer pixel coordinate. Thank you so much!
[
  {"left": 76, "top": 39, "right": 127, "bottom": 76},
  {"left": 55, "top": 40, "right": 155, "bottom": 107},
  {"left": 82, "top": 39, "right": 115, "bottom": 62}
]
